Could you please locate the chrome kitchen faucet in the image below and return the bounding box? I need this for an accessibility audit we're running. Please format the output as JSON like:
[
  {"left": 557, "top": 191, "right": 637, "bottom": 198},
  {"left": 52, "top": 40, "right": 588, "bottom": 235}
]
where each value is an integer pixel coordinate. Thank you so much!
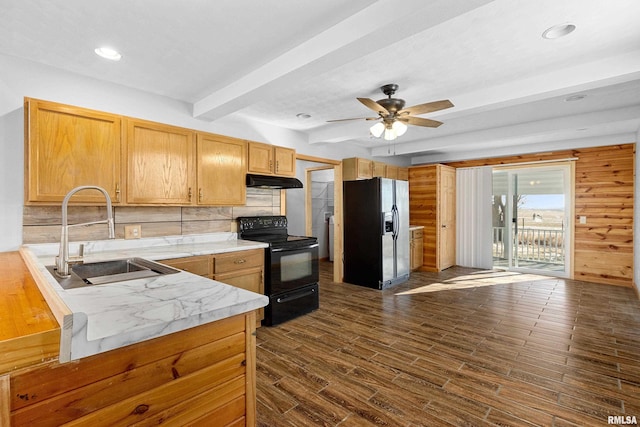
[{"left": 55, "top": 185, "right": 115, "bottom": 277}]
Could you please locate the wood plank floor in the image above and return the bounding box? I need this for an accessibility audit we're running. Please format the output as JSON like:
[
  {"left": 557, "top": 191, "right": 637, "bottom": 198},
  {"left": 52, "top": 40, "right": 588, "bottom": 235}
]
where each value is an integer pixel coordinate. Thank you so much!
[{"left": 256, "top": 262, "right": 640, "bottom": 426}]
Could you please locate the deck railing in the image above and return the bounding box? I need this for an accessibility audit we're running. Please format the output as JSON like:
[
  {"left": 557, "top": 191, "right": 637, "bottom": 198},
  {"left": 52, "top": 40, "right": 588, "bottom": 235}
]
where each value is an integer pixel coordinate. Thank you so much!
[{"left": 493, "top": 226, "right": 565, "bottom": 264}]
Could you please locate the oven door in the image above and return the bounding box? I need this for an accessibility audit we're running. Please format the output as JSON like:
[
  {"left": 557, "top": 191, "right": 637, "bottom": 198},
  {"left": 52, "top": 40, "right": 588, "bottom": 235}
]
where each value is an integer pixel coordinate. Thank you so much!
[{"left": 268, "top": 243, "right": 319, "bottom": 294}]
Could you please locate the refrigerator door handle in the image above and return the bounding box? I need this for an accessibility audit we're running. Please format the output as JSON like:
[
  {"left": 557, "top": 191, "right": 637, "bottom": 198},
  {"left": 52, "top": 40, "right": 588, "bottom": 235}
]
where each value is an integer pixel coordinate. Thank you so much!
[{"left": 392, "top": 205, "right": 399, "bottom": 241}]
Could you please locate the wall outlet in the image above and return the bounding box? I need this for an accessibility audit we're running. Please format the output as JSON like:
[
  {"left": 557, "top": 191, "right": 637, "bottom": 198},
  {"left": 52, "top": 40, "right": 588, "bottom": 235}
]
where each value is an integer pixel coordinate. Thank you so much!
[
  {"left": 124, "top": 224, "right": 142, "bottom": 239},
  {"left": 579, "top": 216, "right": 587, "bottom": 224}
]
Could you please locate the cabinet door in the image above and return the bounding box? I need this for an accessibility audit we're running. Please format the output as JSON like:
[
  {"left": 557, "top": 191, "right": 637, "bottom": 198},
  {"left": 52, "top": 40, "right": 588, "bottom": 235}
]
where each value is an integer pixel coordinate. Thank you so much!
[
  {"left": 372, "top": 161, "right": 386, "bottom": 178},
  {"left": 397, "top": 167, "right": 409, "bottom": 181},
  {"left": 357, "top": 158, "right": 374, "bottom": 179},
  {"left": 410, "top": 229, "right": 424, "bottom": 270},
  {"left": 214, "top": 268, "right": 264, "bottom": 324},
  {"left": 25, "top": 98, "right": 122, "bottom": 204},
  {"left": 343, "top": 157, "right": 373, "bottom": 181},
  {"left": 247, "top": 141, "right": 274, "bottom": 175},
  {"left": 197, "top": 133, "right": 246, "bottom": 205},
  {"left": 274, "top": 146, "right": 296, "bottom": 177},
  {"left": 126, "top": 120, "right": 195, "bottom": 205},
  {"left": 386, "top": 165, "right": 399, "bottom": 180},
  {"left": 213, "top": 249, "right": 264, "bottom": 325}
]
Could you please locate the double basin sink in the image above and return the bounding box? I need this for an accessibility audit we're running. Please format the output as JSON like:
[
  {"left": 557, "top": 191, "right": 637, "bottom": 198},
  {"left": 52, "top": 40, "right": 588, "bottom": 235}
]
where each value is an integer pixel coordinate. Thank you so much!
[{"left": 46, "top": 258, "right": 179, "bottom": 290}]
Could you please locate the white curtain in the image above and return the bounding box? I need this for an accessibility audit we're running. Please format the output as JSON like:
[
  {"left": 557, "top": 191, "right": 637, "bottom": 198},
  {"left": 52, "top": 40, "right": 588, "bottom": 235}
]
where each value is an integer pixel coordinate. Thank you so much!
[{"left": 456, "top": 166, "right": 493, "bottom": 269}]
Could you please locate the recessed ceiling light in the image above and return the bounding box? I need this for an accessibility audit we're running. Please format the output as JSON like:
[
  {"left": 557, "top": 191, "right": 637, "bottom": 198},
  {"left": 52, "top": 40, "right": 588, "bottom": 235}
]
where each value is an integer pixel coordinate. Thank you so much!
[
  {"left": 565, "top": 94, "right": 586, "bottom": 102},
  {"left": 94, "top": 47, "right": 122, "bottom": 61},
  {"left": 296, "top": 113, "right": 311, "bottom": 119},
  {"left": 542, "top": 23, "right": 576, "bottom": 39}
]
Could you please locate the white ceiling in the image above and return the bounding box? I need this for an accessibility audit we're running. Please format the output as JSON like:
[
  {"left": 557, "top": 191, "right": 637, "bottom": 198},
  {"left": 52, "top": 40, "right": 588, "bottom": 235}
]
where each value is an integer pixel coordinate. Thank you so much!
[{"left": 1, "top": 0, "right": 639, "bottom": 163}]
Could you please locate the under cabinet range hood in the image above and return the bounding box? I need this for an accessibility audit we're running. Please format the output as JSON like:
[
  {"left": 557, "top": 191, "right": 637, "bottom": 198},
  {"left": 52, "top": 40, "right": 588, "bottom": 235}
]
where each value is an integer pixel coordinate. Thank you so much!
[{"left": 246, "top": 174, "right": 303, "bottom": 189}]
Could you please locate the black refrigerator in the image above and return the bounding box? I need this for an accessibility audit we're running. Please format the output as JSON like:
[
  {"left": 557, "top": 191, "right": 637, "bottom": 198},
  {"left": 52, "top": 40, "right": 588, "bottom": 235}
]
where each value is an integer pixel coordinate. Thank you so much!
[{"left": 343, "top": 177, "right": 410, "bottom": 289}]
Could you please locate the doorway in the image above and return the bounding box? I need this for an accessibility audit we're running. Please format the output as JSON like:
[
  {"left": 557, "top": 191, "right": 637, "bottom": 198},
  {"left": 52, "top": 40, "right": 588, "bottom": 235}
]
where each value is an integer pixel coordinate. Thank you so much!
[
  {"left": 492, "top": 163, "right": 573, "bottom": 277},
  {"left": 285, "top": 154, "right": 342, "bottom": 283}
]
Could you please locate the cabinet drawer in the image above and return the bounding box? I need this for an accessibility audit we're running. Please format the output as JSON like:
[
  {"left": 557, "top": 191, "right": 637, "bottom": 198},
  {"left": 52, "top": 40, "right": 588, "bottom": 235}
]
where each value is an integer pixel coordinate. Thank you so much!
[
  {"left": 213, "top": 249, "right": 264, "bottom": 274},
  {"left": 159, "top": 255, "right": 212, "bottom": 277},
  {"left": 214, "top": 268, "right": 263, "bottom": 294},
  {"left": 411, "top": 228, "right": 424, "bottom": 239}
]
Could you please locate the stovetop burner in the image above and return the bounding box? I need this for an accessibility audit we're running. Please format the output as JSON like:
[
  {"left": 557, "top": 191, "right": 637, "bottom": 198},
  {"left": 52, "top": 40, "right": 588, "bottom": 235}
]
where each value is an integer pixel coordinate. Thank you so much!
[{"left": 237, "top": 216, "right": 317, "bottom": 249}]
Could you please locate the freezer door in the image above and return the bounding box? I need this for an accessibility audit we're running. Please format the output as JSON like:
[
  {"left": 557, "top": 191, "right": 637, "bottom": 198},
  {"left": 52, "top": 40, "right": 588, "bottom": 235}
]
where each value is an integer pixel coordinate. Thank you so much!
[
  {"left": 394, "top": 179, "right": 411, "bottom": 278},
  {"left": 380, "top": 178, "right": 395, "bottom": 284}
]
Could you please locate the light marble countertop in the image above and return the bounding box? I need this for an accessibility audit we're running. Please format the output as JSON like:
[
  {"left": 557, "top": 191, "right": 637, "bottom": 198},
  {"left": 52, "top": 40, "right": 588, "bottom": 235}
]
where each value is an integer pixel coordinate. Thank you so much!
[{"left": 21, "top": 232, "right": 269, "bottom": 362}]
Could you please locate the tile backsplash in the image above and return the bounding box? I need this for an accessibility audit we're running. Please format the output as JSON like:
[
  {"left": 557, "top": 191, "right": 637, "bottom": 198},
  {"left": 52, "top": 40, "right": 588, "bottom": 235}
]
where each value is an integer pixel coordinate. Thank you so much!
[{"left": 23, "top": 188, "right": 281, "bottom": 244}]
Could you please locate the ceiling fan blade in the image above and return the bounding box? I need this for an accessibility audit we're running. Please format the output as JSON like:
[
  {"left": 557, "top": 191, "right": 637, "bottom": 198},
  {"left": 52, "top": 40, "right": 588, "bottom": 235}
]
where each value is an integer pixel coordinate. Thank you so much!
[
  {"left": 399, "top": 116, "right": 444, "bottom": 128},
  {"left": 327, "top": 117, "right": 379, "bottom": 123},
  {"left": 357, "top": 97, "right": 389, "bottom": 115},
  {"left": 398, "top": 99, "right": 453, "bottom": 116}
]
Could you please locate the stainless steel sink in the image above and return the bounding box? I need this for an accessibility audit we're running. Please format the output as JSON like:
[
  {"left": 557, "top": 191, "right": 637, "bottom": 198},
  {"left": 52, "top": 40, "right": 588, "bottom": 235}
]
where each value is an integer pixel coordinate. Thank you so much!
[{"left": 46, "top": 258, "right": 180, "bottom": 289}]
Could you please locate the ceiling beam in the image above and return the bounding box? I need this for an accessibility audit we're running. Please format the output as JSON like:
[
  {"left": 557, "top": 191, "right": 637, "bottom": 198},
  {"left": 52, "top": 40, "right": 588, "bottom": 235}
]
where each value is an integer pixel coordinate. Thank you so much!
[
  {"left": 309, "top": 51, "right": 640, "bottom": 145},
  {"left": 372, "top": 105, "right": 640, "bottom": 159},
  {"left": 192, "top": 0, "right": 494, "bottom": 121}
]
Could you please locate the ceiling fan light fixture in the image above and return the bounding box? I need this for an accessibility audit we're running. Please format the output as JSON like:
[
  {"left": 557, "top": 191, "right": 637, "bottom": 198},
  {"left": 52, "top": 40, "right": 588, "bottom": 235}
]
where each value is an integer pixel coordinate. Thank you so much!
[
  {"left": 383, "top": 126, "right": 397, "bottom": 141},
  {"left": 370, "top": 122, "right": 385, "bottom": 138},
  {"left": 392, "top": 120, "right": 407, "bottom": 136}
]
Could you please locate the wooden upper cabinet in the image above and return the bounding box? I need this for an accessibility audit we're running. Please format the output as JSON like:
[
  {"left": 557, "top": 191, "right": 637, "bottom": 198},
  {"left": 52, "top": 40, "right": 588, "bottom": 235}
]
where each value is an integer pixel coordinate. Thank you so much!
[
  {"left": 342, "top": 157, "right": 373, "bottom": 181},
  {"left": 343, "top": 157, "right": 409, "bottom": 181},
  {"left": 247, "top": 141, "right": 273, "bottom": 175},
  {"left": 372, "top": 161, "right": 386, "bottom": 178},
  {"left": 126, "top": 119, "right": 195, "bottom": 205},
  {"left": 385, "top": 165, "right": 398, "bottom": 179},
  {"left": 25, "top": 98, "right": 123, "bottom": 204},
  {"left": 247, "top": 141, "right": 296, "bottom": 177},
  {"left": 197, "top": 133, "right": 246, "bottom": 206},
  {"left": 397, "top": 167, "right": 409, "bottom": 181},
  {"left": 274, "top": 146, "right": 296, "bottom": 176}
]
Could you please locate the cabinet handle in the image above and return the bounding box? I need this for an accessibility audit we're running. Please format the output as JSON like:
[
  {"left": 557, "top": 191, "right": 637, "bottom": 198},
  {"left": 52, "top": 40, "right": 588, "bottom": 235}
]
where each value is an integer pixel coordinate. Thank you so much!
[
  {"left": 234, "top": 259, "right": 246, "bottom": 264},
  {"left": 276, "top": 160, "right": 279, "bottom": 172},
  {"left": 188, "top": 187, "right": 193, "bottom": 202},
  {"left": 269, "top": 160, "right": 273, "bottom": 170},
  {"left": 115, "top": 183, "right": 120, "bottom": 202},
  {"left": 199, "top": 188, "right": 203, "bottom": 202}
]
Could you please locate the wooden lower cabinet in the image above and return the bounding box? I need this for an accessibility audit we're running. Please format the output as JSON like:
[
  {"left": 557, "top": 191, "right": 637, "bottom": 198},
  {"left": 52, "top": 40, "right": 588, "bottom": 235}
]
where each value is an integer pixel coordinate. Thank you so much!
[
  {"left": 410, "top": 227, "right": 424, "bottom": 270},
  {"left": 159, "top": 249, "right": 265, "bottom": 326},
  {"left": 159, "top": 254, "right": 212, "bottom": 277},
  {"left": 3, "top": 312, "right": 257, "bottom": 426},
  {"left": 213, "top": 250, "right": 265, "bottom": 326}
]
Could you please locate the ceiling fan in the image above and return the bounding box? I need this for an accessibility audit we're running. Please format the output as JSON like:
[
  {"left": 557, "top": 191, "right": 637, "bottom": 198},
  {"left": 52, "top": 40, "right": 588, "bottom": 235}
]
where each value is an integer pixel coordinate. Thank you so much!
[{"left": 328, "top": 83, "right": 454, "bottom": 140}]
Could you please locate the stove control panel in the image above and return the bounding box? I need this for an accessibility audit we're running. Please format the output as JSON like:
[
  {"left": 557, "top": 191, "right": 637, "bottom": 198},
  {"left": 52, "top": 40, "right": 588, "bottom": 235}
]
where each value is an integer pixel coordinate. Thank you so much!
[{"left": 238, "top": 215, "right": 287, "bottom": 232}]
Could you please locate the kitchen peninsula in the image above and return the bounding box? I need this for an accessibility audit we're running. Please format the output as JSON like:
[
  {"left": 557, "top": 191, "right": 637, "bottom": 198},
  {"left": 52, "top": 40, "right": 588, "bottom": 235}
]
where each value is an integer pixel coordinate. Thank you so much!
[{"left": 1, "top": 233, "right": 269, "bottom": 426}]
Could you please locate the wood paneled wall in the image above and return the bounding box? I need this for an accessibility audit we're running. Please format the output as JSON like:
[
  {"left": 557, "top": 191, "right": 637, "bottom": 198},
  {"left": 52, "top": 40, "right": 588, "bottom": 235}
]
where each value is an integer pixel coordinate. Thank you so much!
[
  {"left": 445, "top": 143, "right": 635, "bottom": 287},
  {"left": 22, "top": 188, "right": 281, "bottom": 244},
  {"left": 409, "top": 165, "right": 438, "bottom": 270}
]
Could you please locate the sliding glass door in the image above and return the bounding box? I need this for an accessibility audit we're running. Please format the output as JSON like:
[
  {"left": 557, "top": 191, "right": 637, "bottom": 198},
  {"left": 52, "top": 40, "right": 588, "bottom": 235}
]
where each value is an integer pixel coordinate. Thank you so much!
[{"left": 492, "top": 164, "right": 572, "bottom": 277}]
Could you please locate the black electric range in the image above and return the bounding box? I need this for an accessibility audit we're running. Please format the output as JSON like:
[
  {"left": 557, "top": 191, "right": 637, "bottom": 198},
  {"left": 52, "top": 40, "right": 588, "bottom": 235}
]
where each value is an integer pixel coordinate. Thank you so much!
[{"left": 238, "top": 216, "right": 319, "bottom": 326}]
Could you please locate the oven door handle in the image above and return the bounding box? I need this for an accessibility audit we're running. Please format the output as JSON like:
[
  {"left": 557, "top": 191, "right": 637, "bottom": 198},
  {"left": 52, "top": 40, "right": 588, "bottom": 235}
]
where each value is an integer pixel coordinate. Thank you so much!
[
  {"left": 276, "top": 287, "right": 317, "bottom": 304},
  {"left": 271, "top": 243, "right": 319, "bottom": 253}
]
